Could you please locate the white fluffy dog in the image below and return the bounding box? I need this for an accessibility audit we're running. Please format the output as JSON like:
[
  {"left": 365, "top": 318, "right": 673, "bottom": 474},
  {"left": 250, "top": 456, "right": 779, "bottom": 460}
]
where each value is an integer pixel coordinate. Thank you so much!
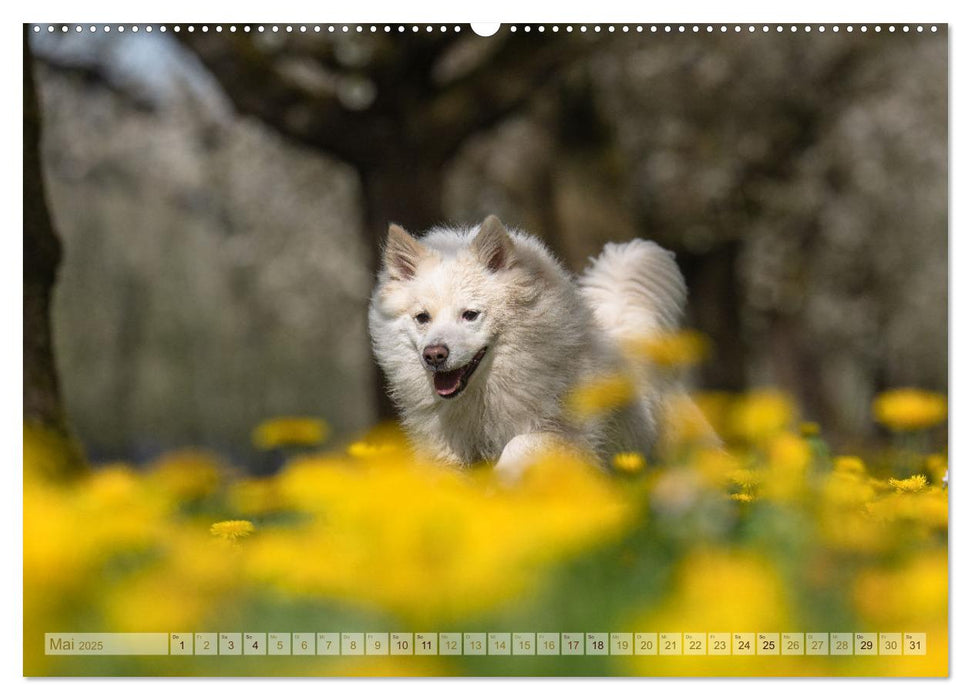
[{"left": 368, "top": 215, "right": 711, "bottom": 477}]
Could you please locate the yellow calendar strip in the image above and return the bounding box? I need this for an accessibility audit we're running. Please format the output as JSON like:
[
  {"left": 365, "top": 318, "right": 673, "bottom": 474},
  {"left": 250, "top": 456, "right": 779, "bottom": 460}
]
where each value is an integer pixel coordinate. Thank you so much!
[{"left": 44, "top": 632, "right": 929, "bottom": 656}]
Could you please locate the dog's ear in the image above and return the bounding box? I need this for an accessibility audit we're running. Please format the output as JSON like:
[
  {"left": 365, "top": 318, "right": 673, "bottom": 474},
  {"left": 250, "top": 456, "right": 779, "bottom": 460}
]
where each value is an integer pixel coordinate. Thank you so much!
[
  {"left": 471, "top": 215, "right": 515, "bottom": 272},
  {"left": 383, "top": 223, "right": 428, "bottom": 281}
]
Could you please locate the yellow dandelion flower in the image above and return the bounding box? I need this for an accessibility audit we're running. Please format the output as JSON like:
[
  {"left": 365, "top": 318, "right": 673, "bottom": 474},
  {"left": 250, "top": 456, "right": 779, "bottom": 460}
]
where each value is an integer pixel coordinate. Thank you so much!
[
  {"left": 210, "top": 520, "right": 255, "bottom": 541},
  {"left": 872, "top": 388, "right": 947, "bottom": 432},
  {"left": 834, "top": 456, "right": 866, "bottom": 474},
  {"left": 727, "top": 389, "right": 795, "bottom": 443},
  {"left": 889, "top": 474, "right": 928, "bottom": 493},
  {"left": 252, "top": 416, "right": 329, "bottom": 450},
  {"left": 566, "top": 373, "right": 635, "bottom": 419},
  {"left": 612, "top": 451, "right": 646, "bottom": 473},
  {"left": 728, "top": 468, "right": 760, "bottom": 489},
  {"left": 623, "top": 330, "right": 709, "bottom": 368},
  {"left": 726, "top": 465, "right": 759, "bottom": 503}
]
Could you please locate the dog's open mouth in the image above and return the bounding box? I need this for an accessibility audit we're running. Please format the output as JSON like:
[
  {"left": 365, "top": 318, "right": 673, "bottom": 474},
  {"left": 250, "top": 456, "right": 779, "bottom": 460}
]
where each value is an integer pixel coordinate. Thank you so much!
[{"left": 433, "top": 347, "right": 488, "bottom": 399}]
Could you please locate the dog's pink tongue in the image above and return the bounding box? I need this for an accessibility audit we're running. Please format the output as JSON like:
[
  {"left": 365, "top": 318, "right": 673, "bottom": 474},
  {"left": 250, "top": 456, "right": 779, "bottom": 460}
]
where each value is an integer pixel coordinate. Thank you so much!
[{"left": 434, "top": 369, "right": 463, "bottom": 396}]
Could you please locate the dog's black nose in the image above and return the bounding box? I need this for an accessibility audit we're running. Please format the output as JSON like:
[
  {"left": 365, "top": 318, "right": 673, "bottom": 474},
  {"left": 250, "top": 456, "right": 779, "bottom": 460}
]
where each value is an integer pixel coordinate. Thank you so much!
[{"left": 423, "top": 344, "right": 449, "bottom": 368}]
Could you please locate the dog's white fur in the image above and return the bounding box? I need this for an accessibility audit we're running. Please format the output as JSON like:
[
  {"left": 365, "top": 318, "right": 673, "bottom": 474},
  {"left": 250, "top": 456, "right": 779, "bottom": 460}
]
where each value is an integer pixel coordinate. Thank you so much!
[{"left": 368, "top": 215, "right": 710, "bottom": 477}]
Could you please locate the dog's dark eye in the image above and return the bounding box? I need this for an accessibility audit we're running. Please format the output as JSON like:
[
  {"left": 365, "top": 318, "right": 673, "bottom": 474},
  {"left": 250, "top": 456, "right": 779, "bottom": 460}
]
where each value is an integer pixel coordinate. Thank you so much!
[
  {"left": 415, "top": 312, "right": 431, "bottom": 325},
  {"left": 462, "top": 310, "right": 480, "bottom": 322}
]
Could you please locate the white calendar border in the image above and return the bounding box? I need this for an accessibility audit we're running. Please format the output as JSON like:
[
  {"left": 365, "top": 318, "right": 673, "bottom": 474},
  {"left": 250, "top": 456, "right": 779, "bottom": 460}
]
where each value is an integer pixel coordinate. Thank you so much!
[{"left": 2, "top": 0, "right": 965, "bottom": 699}]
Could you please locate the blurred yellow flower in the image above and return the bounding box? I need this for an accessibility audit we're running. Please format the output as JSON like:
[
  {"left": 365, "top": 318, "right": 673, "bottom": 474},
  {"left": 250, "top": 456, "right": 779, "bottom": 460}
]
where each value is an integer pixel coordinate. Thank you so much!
[
  {"left": 21, "top": 383, "right": 949, "bottom": 677},
  {"left": 914, "top": 487, "right": 949, "bottom": 528},
  {"left": 329, "top": 657, "right": 451, "bottom": 677},
  {"left": 24, "top": 483, "right": 97, "bottom": 589},
  {"left": 347, "top": 441, "right": 400, "bottom": 458},
  {"left": 346, "top": 423, "right": 412, "bottom": 459},
  {"left": 169, "top": 528, "right": 246, "bottom": 588},
  {"left": 566, "top": 373, "right": 635, "bottom": 419},
  {"left": 23, "top": 422, "right": 86, "bottom": 482},
  {"left": 872, "top": 389, "right": 947, "bottom": 432},
  {"left": 246, "top": 452, "right": 634, "bottom": 621},
  {"left": 660, "top": 393, "right": 720, "bottom": 449},
  {"left": 821, "top": 470, "right": 874, "bottom": 508},
  {"left": 816, "top": 463, "right": 892, "bottom": 552},
  {"left": 228, "top": 478, "right": 284, "bottom": 516},
  {"left": 210, "top": 519, "right": 255, "bottom": 541},
  {"left": 627, "top": 549, "right": 793, "bottom": 675},
  {"left": 24, "top": 466, "right": 168, "bottom": 614},
  {"left": 834, "top": 455, "right": 866, "bottom": 474},
  {"left": 692, "top": 391, "right": 733, "bottom": 439},
  {"left": 83, "top": 464, "right": 140, "bottom": 505},
  {"left": 866, "top": 488, "right": 948, "bottom": 528},
  {"left": 818, "top": 511, "right": 886, "bottom": 552},
  {"left": 764, "top": 433, "right": 811, "bottom": 501},
  {"left": 889, "top": 474, "right": 928, "bottom": 493},
  {"left": 253, "top": 416, "right": 329, "bottom": 450},
  {"left": 623, "top": 330, "right": 709, "bottom": 367},
  {"left": 769, "top": 433, "right": 810, "bottom": 469},
  {"left": 148, "top": 449, "right": 223, "bottom": 502},
  {"left": 103, "top": 572, "right": 214, "bottom": 632},
  {"left": 728, "top": 468, "right": 760, "bottom": 489},
  {"left": 925, "top": 453, "right": 948, "bottom": 483},
  {"left": 692, "top": 447, "right": 741, "bottom": 485},
  {"left": 854, "top": 552, "right": 947, "bottom": 627},
  {"left": 728, "top": 389, "right": 795, "bottom": 443},
  {"left": 612, "top": 452, "right": 646, "bottom": 473}
]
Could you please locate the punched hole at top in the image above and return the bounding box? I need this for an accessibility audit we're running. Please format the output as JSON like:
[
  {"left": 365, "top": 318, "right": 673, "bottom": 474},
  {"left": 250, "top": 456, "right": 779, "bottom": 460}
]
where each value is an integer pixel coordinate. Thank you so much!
[{"left": 471, "top": 23, "right": 500, "bottom": 37}]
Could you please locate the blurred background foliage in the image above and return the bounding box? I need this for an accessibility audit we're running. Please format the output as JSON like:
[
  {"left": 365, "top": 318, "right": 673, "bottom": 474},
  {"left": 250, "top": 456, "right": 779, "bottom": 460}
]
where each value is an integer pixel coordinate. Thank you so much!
[{"left": 28, "top": 26, "right": 946, "bottom": 464}]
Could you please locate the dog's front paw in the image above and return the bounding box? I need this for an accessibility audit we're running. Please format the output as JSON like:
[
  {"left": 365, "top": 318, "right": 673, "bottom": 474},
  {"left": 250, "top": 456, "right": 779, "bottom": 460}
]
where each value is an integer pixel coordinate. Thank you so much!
[
  {"left": 493, "top": 432, "right": 562, "bottom": 484},
  {"left": 494, "top": 438, "right": 533, "bottom": 484}
]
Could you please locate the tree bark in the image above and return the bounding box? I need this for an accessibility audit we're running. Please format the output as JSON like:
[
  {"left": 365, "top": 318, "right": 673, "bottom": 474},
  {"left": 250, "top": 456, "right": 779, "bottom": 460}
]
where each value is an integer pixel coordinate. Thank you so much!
[{"left": 23, "top": 30, "right": 84, "bottom": 478}]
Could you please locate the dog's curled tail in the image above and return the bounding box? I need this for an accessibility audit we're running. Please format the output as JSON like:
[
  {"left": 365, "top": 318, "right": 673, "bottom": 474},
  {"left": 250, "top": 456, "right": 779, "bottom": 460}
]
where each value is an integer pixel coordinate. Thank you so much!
[{"left": 580, "top": 239, "right": 687, "bottom": 341}]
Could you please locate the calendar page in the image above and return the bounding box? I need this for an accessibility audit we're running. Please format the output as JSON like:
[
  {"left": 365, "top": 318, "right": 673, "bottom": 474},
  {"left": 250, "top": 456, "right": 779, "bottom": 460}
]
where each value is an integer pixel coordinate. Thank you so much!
[{"left": 23, "top": 20, "right": 948, "bottom": 678}]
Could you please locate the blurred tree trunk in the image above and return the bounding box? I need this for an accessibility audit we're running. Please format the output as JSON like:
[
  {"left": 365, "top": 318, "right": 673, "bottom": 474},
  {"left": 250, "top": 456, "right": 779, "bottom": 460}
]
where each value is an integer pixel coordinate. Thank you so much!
[
  {"left": 360, "top": 158, "right": 445, "bottom": 419},
  {"left": 679, "top": 243, "right": 747, "bottom": 392},
  {"left": 23, "top": 31, "right": 84, "bottom": 478}
]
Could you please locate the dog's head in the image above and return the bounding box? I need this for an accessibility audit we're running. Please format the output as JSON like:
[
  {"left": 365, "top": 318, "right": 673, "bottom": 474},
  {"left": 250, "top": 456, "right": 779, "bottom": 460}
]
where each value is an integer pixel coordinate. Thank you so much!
[{"left": 370, "top": 215, "right": 520, "bottom": 401}]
